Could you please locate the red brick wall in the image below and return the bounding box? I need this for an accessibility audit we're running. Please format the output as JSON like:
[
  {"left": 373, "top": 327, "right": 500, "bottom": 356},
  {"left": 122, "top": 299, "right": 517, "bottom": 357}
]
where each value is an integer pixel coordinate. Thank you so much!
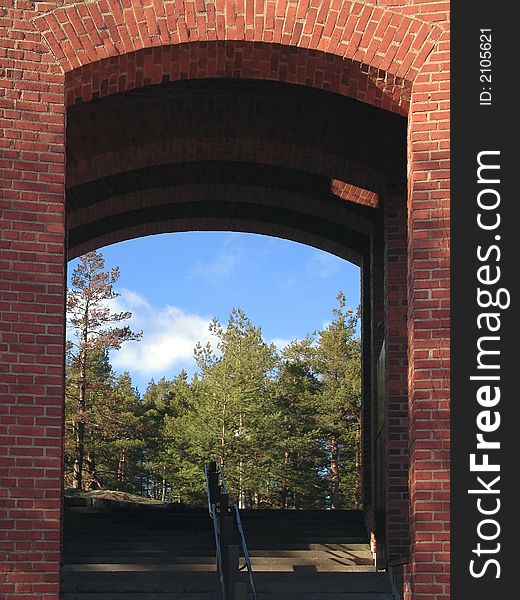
[
  {"left": 406, "top": 26, "right": 450, "bottom": 600},
  {"left": 0, "top": 2, "right": 449, "bottom": 599},
  {"left": 0, "top": 3, "right": 66, "bottom": 599},
  {"left": 385, "top": 191, "right": 411, "bottom": 566}
]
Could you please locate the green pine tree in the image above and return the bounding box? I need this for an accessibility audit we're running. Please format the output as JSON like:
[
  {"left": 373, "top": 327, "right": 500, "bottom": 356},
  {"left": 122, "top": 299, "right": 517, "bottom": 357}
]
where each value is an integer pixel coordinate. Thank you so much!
[
  {"left": 315, "top": 292, "right": 361, "bottom": 509},
  {"left": 66, "top": 250, "right": 141, "bottom": 490}
]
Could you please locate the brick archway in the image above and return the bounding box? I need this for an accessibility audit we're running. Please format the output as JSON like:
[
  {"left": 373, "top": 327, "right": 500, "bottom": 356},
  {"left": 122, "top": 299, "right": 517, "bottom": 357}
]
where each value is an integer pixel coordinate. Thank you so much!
[
  {"left": 65, "top": 76, "right": 404, "bottom": 259},
  {"left": 1, "top": 2, "right": 449, "bottom": 599},
  {"left": 34, "top": 0, "right": 442, "bottom": 113}
]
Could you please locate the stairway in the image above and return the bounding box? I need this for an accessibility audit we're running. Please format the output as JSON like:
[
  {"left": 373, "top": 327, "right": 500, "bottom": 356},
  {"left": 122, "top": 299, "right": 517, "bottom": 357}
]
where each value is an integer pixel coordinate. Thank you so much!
[{"left": 61, "top": 505, "right": 394, "bottom": 599}]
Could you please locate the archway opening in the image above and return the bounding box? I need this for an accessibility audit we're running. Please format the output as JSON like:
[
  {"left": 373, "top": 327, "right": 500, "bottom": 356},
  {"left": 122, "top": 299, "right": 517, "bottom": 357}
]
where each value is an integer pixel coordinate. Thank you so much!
[
  {"left": 64, "top": 232, "right": 362, "bottom": 510},
  {"left": 62, "top": 72, "right": 408, "bottom": 595}
]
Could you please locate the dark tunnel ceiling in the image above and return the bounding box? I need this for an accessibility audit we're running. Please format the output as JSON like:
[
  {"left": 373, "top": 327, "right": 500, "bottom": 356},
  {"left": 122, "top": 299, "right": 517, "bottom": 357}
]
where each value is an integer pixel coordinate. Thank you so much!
[{"left": 66, "top": 78, "right": 407, "bottom": 192}]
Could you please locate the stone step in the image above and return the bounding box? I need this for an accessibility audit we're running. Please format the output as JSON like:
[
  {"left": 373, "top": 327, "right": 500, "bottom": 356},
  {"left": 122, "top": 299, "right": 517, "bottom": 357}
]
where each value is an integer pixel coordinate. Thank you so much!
[
  {"left": 62, "top": 572, "right": 390, "bottom": 594},
  {"left": 64, "top": 543, "right": 371, "bottom": 556},
  {"left": 62, "top": 562, "right": 376, "bottom": 573},
  {"left": 64, "top": 548, "right": 372, "bottom": 561},
  {"left": 65, "top": 535, "right": 368, "bottom": 545},
  {"left": 64, "top": 541, "right": 368, "bottom": 551},
  {"left": 63, "top": 547, "right": 374, "bottom": 564},
  {"left": 64, "top": 548, "right": 373, "bottom": 567},
  {"left": 65, "top": 530, "right": 367, "bottom": 540},
  {"left": 64, "top": 560, "right": 375, "bottom": 570},
  {"left": 61, "top": 507, "right": 379, "bottom": 598},
  {"left": 65, "top": 516, "right": 366, "bottom": 528},
  {"left": 64, "top": 536, "right": 215, "bottom": 553},
  {"left": 64, "top": 515, "right": 366, "bottom": 523},
  {"left": 65, "top": 507, "right": 363, "bottom": 516},
  {"left": 64, "top": 522, "right": 366, "bottom": 528}
]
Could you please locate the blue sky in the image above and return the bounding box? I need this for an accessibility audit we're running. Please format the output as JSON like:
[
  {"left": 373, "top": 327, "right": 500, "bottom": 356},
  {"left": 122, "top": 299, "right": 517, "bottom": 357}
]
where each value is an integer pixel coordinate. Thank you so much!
[{"left": 68, "top": 232, "right": 360, "bottom": 394}]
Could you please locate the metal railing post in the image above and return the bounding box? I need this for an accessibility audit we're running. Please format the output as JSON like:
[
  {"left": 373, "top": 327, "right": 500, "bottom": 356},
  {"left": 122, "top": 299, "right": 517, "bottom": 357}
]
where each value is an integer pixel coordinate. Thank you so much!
[
  {"left": 233, "top": 504, "right": 258, "bottom": 600},
  {"left": 219, "top": 492, "right": 233, "bottom": 596},
  {"left": 224, "top": 544, "right": 242, "bottom": 600},
  {"left": 204, "top": 464, "right": 227, "bottom": 600},
  {"left": 205, "top": 462, "right": 257, "bottom": 600},
  {"left": 208, "top": 461, "right": 219, "bottom": 507}
]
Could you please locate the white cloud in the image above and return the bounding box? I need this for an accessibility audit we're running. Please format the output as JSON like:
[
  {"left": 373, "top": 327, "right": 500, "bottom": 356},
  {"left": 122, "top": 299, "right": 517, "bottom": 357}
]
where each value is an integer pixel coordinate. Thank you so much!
[
  {"left": 117, "top": 288, "right": 150, "bottom": 309},
  {"left": 108, "top": 290, "right": 215, "bottom": 380}
]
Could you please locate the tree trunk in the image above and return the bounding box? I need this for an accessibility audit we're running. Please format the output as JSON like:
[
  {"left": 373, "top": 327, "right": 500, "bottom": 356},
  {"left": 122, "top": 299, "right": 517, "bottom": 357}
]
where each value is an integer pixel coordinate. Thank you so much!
[
  {"left": 161, "top": 474, "right": 167, "bottom": 502},
  {"left": 220, "top": 393, "right": 227, "bottom": 466},
  {"left": 117, "top": 448, "right": 126, "bottom": 484},
  {"left": 86, "top": 452, "right": 100, "bottom": 490},
  {"left": 331, "top": 436, "right": 340, "bottom": 510},
  {"left": 73, "top": 342, "right": 88, "bottom": 490},
  {"left": 283, "top": 450, "right": 289, "bottom": 509},
  {"left": 237, "top": 410, "right": 245, "bottom": 509},
  {"left": 73, "top": 420, "right": 85, "bottom": 490}
]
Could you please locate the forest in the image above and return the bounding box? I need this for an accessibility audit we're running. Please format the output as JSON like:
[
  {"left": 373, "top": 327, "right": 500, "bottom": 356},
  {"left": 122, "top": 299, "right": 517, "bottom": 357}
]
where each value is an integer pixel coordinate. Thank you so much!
[{"left": 65, "top": 251, "right": 362, "bottom": 510}]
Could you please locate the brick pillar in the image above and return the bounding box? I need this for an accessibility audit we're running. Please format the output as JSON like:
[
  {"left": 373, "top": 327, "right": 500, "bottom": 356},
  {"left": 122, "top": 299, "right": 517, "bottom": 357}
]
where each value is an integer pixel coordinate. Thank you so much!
[
  {"left": 384, "top": 191, "right": 411, "bottom": 571},
  {"left": 406, "top": 32, "right": 450, "bottom": 600},
  {"left": 364, "top": 215, "right": 384, "bottom": 549},
  {"left": 361, "top": 252, "right": 373, "bottom": 512},
  {"left": 0, "top": 5, "right": 66, "bottom": 600}
]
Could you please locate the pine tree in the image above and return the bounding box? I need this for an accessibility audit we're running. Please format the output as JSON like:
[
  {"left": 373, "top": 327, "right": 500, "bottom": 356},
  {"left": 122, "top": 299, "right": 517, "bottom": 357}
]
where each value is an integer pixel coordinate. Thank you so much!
[
  {"left": 271, "top": 337, "right": 325, "bottom": 508},
  {"left": 142, "top": 373, "right": 196, "bottom": 501},
  {"left": 193, "top": 308, "right": 278, "bottom": 507},
  {"left": 65, "top": 347, "right": 114, "bottom": 489},
  {"left": 315, "top": 292, "right": 361, "bottom": 509},
  {"left": 66, "top": 251, "right": 141, "bottom": 490}
]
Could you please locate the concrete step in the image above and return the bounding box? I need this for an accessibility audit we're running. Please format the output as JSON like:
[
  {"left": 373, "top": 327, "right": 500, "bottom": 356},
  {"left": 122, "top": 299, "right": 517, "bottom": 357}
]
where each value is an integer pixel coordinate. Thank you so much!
[
  {"left": 62, "top": 571, "right": 390, "bottom": 594},
  {"left": 61, "top": 507, "right": 380, "bottom": 598},
  {"left": 64, "top": 548, "right": 373, "bottom": 561},
  {"left": 64, "top": 536, "right": 368, "bottom": 547},
  {"left": 62, "top": 561, "right": 375, "bottom": 573},
  {"left": 64, "top": 547, "right": 373, "bottom": 566}
]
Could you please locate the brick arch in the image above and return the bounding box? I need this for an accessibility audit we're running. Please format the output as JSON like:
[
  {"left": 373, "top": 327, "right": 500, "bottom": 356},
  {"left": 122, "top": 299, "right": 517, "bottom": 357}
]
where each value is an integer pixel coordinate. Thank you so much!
[
  {"left": 51, "top": 5, "right": 414, "bottom": 575},
  {"left": 65, "top": 77, "right": 406, "bottom": 204},
  {"left": 66, "top": 169, "right": 375, "bottom": 261},
  {"left": 67, "top": 193, "right": 371, "bottom": 264},
  {"left": 63, "top": 76, "right": 404, "bottom": 259},
  {"left": 1, "top": 1, "right": 450, "bottom": 599},
  {"left": 34, "top": 1, "right": 443, "bottom": 115}
]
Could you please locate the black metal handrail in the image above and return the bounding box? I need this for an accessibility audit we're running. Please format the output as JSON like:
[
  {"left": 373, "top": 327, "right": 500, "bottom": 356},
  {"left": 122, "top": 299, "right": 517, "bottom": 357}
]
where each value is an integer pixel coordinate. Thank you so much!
[
  {"left": 204, "top": 465, "right": 227, "bottom": 600},
  {"left": 204, "top": 462, "right": 255, "bottom": 600},
  {"left": 233, "top": 503, "right": 258, "bottom": 600},
  {"left": 217, "top": 464, "right": 258, "bottom": 600},
  {"left": 218, "top": 462, "right": 229, "bottom": 495}
]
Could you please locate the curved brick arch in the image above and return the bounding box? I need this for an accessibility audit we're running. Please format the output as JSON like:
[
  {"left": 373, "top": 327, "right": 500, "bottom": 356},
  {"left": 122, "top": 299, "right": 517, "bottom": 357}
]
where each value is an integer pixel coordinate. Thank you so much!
[
  {"left": 33, "top": 0, "right": 443, "bottom": 114},
  {"left": 66, "top": 169, "right": 375, "bottom": 260},
  {"left": 51, "top": 3, "right": 414, "bottom": 580},
  {"left": 65, "top": 77, "right": 406, "bottom": 203},
  {"left": 70, "top": 215, "right": 366, "bottom": 263},
  {"left": 63, "top": 76, "right": 404, "bottom": 259},
  {"left": 67, "top": 194, "right": 371, "bottom": 264},
  {"left": 1, "top": 2, "right": 450, "bottom": 599}
]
